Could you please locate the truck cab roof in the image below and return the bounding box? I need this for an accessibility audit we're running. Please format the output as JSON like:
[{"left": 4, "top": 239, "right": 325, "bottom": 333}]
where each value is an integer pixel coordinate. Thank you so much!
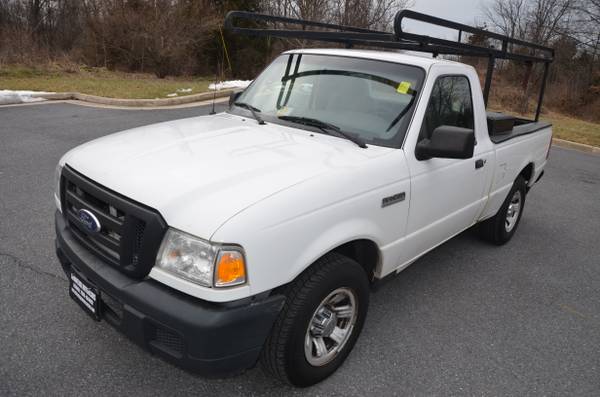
[{"left": 284, "top": 48, "right": 465, "bottom": 70}]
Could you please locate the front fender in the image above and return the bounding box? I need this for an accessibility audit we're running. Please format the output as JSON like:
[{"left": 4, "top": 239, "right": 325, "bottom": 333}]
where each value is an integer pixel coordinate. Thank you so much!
[
  {"left": 212, "top": 149, "right": 411, "bottom": 298},
  {"left": 216, "top": 204, "right": 399, "bottom": 298},
  {"left": 213, "top": 178, "right": 411, "bottom": 295}
]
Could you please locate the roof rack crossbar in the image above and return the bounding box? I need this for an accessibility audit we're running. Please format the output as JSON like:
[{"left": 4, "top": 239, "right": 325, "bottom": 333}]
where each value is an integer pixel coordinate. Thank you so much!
[
  {"left": 224, "top": 10, "right": 554, "bottom": 63},
  {"left": 224, "top": 11, "right": 390, "bottom": 36}
]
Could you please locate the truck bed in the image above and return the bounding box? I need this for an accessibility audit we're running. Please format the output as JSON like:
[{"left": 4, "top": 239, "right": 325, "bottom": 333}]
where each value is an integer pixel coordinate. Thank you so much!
[
  {"left": 487, "top": 112, "right": 552, "bottom": 144},
  {"left": 490, "top": 121, "right": 552, "bottom": 143}
]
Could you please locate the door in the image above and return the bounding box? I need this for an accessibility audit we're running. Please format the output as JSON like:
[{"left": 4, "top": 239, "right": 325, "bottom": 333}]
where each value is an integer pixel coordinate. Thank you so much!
[{"left": 403, "top": 73, "right": 490, "bottom": 261}]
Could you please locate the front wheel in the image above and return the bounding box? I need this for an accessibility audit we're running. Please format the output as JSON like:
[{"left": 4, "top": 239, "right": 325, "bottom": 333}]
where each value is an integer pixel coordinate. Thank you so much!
[
  {"left": 479, "top": 176, "right": 527, "bottom": 245},
  {"left": 261, "top": 253, "right": 370, "bottom": 387}
]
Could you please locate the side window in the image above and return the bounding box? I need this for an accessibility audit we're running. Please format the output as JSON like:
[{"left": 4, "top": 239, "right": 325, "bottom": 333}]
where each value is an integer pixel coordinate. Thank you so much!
[{"left": 418, "top": 76, "right": 474, "bottom": 142}]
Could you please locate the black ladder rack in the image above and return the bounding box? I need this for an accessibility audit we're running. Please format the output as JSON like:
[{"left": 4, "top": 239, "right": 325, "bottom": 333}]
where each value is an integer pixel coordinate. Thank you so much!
[{"left": 224, "top": 10, "right": 554, "bottom": 121}]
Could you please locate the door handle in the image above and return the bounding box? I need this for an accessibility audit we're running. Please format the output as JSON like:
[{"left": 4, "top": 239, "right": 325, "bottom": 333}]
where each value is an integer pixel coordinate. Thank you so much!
[{"left": 475, "top": 159, "right": 486, "bottom": 169}]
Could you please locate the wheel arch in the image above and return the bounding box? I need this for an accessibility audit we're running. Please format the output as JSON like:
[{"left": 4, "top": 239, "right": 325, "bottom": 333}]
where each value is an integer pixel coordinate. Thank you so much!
[
  {"left": 330, "top": 239, "right": 381, "bottom": 282},
  {"left": 278, "top": 236, "right": 383, "bottom": 295},
  {"left": 519, "top": 162, "right": 535, "bottom": 184},
  {"left": 517, "top": 162, "right": 536, "bottom": 193}
]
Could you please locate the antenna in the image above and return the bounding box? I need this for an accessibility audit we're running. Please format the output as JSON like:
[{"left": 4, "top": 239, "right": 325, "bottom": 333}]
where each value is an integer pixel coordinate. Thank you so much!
[{"left": 209, "top": 60, "right": 218, "bottom": 115}]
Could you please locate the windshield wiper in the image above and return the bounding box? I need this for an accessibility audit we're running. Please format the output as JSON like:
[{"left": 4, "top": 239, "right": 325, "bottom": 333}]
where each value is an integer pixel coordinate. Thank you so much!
[
  {"left": 234, "top": 102, "right": 266, "bottom": 125},
  {"left": 278, "top": 116, "right": 367, "bottom": 148},
  {"left": 385, "top": 93, "right": 417, "bottom": 132}
]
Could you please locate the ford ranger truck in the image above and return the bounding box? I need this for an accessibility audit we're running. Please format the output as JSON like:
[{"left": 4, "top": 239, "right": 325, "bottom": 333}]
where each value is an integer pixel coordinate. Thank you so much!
[{"left": 54, "top": 46, "right": 552, "bottom": 386}]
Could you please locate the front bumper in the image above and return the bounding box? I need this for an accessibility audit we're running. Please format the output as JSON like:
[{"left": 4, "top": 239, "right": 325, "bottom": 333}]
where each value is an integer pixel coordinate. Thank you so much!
[{"left": 55, "top": 211, "right": 284, "bottom": 376}]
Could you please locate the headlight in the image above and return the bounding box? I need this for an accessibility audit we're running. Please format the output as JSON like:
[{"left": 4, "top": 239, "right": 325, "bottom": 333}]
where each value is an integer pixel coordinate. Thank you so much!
[
  {"left": 155, "top": 228, "right": 246, "bottom": 288},
  {"left": 54, "top": 163, "right": 63, "bottom": 212}
]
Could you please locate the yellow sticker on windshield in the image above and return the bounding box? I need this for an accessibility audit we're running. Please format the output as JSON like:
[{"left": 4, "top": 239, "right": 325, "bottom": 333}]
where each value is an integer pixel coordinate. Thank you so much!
[
  {"left": 396, "top": 81, "right": 412, "bottom": 94},
  {"left": 277, "top": 106, "right": 290, "bottom": 116}
]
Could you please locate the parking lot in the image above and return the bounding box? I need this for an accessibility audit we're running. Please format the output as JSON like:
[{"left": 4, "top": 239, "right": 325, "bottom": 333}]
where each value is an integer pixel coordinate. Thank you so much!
[{"left": 1, "top": 101, "right": 599, "bottom": 396}]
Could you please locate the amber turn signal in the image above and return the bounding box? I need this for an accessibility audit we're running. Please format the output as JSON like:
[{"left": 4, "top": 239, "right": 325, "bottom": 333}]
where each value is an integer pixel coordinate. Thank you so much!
[{"left": 214, "top": 250, "right": 246, "bottom": 287}]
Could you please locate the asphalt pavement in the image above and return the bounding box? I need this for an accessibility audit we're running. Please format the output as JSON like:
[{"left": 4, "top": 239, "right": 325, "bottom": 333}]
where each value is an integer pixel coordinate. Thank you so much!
[{"left": 1, "top": 102, "right": 599, "bottom": 396}]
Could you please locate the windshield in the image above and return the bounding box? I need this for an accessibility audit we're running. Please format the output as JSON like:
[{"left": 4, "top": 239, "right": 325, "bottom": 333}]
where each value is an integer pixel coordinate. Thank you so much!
[{"left": 230, "top": 53, "right": 425, "bottom": 148}]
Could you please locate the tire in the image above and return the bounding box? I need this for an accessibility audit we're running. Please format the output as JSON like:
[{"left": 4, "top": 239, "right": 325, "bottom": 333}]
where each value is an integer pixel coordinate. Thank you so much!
[
  {"left": 479, "top": 176, "right": 527, "bottom": 245},
  {"left": 261, "top": 252, "right": 370, "bottom": 387}
]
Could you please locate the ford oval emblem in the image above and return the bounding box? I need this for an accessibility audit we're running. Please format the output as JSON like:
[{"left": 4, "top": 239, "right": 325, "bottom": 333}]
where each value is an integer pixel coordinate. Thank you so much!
[{"left": 77, "top": 209, "right": 101, "bottom": 233}]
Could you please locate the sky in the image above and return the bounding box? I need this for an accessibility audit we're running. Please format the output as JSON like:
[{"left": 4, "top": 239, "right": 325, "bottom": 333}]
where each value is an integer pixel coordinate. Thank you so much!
[{"left": 406, "top": 0, "right": 493, "bottom": 39}]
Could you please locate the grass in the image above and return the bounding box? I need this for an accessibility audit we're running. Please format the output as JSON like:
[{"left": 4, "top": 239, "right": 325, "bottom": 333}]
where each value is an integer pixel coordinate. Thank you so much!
[
  {"left": 0, "top": 65, "right": 211, "bottom": 99},
  {"left": 540, "top": 112, "right": 600, "bottom": 148}
]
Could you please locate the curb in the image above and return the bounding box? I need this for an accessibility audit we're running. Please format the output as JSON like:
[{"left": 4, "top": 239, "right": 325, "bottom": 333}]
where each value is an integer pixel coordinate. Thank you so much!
[
  {"left": 552, "top": 138, "right": 600, "bottom": 154},
  {"left": 33, "top": 90, "right": 233, "bottom": 107}
]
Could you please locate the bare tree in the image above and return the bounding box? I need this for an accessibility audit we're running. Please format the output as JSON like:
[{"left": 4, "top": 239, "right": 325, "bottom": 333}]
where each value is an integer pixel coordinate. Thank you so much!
[
  {"left": 573, "top": 0, "right": 600, "bottom": 82},
  {"left": 483, "top": 0, "right": 578, "bottom": 44},
  {"left": 482, "top": 0, "right": 598, "bottom": 117},
  {"left": 264, "top": 0, "right": 413, "bottom": 30},
  {"left": 483, "top": 0, "right": 526, "bottom": 42},
  {"left": 527, "top": 0, "right": 576, "bottom": 44}
]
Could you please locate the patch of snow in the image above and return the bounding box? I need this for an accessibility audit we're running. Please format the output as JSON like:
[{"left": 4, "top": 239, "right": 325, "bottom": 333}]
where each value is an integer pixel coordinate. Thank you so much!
[
  {"left": 0, "top": 90, "right": 54, "bottom": 105},
  {"left": 176, "top": 88, "right": 192, "bottom": 93},
  {"left": 166, "top": 93, "right": 178, "bottom": 97},
  {"left": 209, "top": 80, "right": 252, "bottom": 91}
]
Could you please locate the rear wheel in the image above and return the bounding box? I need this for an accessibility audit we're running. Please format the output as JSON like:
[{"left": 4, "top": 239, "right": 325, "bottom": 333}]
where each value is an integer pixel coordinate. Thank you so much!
[
  {"left": 479, "top": 176, "right": 527, "bottom": 245},
  {"left": 261, "top": 253, "right": 369, "bottom": 387}
]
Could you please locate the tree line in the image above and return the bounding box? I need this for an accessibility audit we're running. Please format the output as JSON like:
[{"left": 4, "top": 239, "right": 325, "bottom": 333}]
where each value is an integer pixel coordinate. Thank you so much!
[
  {"left": 0, "top": 0, "right": 598, "bottom": 119},
  {"left": 0, "top": 0, "right": 408, "bottom": 77}
]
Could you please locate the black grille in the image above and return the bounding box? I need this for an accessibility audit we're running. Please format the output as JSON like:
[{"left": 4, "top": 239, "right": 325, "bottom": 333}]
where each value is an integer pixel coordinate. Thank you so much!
[
  {"left": 131, "top": 219, "right": 146, "bottom": 266},
  {"left": 60, "top": 165, "right": 167, "bottom": 278},
  {"left": 64, "top": 180, "right": 126, "bottom": 265},
  {"left": 151, "top": 325, "right": 185, "bottom": 356}
]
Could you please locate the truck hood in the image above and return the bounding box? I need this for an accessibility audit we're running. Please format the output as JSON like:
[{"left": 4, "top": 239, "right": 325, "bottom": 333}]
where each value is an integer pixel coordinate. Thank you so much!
[{"left": 63, "top": 113, "right": 393, "bottom": 239}]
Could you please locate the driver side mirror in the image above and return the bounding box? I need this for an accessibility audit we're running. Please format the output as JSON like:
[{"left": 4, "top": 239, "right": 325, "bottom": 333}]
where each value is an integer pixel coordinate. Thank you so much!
[
  {"left": 415, "top": 125, "right": 475, "bottom": 161},
  {"left": 229, "top": 90, "right": 243, "bottom": 107}
]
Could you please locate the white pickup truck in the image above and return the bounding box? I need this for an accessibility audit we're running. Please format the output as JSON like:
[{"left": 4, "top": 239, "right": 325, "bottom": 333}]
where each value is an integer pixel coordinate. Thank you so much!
[{"left": 54, "top": 12, "right": 553, "bottom": 387}]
